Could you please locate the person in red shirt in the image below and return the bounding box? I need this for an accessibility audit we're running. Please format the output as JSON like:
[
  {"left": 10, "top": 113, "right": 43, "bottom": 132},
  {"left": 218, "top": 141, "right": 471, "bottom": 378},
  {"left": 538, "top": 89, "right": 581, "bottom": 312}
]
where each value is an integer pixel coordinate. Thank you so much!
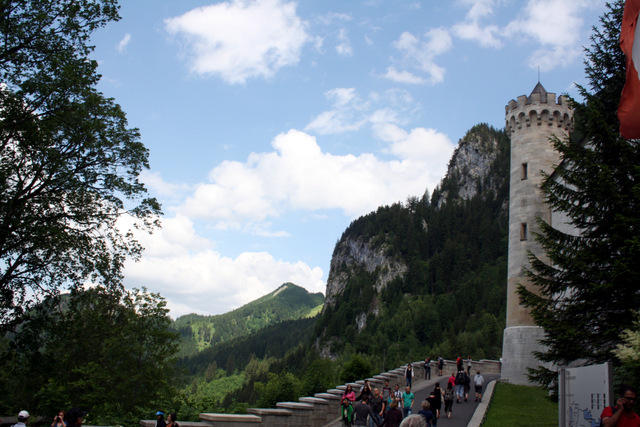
[{"left": 601, "top": 385, "right": 640, "bottom": 427}]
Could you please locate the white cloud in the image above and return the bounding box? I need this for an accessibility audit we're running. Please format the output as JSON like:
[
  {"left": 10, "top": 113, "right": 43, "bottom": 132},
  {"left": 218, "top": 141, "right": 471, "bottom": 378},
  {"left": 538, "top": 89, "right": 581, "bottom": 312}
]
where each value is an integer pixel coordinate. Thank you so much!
[
  {"left": 452, "top": 21, "right": 502, "bottom": 48},
  {"left": 451, "top": 0, "right": 601, "bottom": 70},
  {"left": 373, "top": 123, "right": 454, "bottom": 160},
  {"left": 385, "top": 29, "right": 453, "bottom": 85},
  {"left": 116, "top": 33, "right": 131, "bottom": 52},
  {"left": 164, "top": 0, "right": 310, "bottom": 84},
  {"left": 305, "top": 88, "right": 369, "bottom": 135},
  {"left": 383, "top": 67, "right": 427, "bottom": 84},
  {"left": 317, "top": 12, "right": 352, "bottom": 26},
  {"left": 452, "top": 0, "right": 503, "bottom": 48},
  {"left": 505, "top": 0, "right": 588, "bottom": 70},
  {"left": 124, "top": 246, "right": 325, "bottom": 318},
  {"left": 306, "top": 88, "right": 415, "bottom": 135},
  {"left": 336, "top": 28, "right": 353, "bottom": 56},
  {"left": 178, "top": 127, "right": 454, "bottom": 227}
]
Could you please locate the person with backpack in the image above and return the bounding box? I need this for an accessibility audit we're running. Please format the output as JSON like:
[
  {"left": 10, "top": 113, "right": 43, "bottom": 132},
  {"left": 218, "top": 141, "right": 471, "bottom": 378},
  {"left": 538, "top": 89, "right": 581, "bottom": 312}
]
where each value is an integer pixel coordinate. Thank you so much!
[
  {"left": 600, "top": 384, "right": 640, "bottom": 427},
  {"left": 423, "top": 358, "right": 431, "bottom": 380},
  {"left": 437, "top": 356, "right": 444, "bottom": 376},
  {"left": 443, "top": 383, "right": 455, "bottom": 419},
  {"left": 463, "top": 371, "right": 471, "bottom": 402},
  {"left": 454, "top": 370, "right": 466, "bottom": 403}
]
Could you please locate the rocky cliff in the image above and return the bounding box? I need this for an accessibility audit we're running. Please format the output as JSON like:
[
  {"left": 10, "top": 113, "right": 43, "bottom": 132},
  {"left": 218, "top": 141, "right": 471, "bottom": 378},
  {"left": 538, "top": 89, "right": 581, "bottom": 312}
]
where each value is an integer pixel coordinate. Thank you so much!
[
  {"left": 317, "top": 123, "right": 509, "bottom": 357},
  {"left": 323, "top": 124, "right": 508, "bottom": 311}
]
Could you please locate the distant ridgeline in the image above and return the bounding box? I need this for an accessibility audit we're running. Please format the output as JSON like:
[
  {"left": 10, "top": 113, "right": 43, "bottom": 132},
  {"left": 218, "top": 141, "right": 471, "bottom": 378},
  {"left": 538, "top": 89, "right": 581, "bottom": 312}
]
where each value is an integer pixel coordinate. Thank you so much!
[
  {"left": 315, "top": 123, "right": 510, "bottom": 363},
  {"left": 173, "top": 283, "right": 324, "bottom": 357}
]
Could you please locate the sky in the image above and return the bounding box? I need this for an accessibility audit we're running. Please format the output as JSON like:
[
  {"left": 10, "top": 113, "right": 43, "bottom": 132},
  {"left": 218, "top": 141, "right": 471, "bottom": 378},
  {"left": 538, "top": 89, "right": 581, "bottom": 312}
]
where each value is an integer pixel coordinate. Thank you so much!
[{"left": 89, "top": 0, "right": 608, "bottom": 319}]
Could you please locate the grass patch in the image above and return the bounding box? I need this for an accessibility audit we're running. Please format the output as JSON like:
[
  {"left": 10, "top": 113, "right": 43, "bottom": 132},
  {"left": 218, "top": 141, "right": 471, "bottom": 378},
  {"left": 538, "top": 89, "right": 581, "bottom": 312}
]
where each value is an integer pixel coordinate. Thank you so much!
[{"left": 483, "top": 382, "right": 558, "bottom": 426}]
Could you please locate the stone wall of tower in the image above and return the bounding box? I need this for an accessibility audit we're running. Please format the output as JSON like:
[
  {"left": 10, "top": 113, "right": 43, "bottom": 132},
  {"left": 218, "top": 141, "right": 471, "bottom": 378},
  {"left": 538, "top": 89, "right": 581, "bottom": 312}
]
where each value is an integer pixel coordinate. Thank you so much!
[{"left": 501, "top": 88, "right": 573, "bottom": 385}]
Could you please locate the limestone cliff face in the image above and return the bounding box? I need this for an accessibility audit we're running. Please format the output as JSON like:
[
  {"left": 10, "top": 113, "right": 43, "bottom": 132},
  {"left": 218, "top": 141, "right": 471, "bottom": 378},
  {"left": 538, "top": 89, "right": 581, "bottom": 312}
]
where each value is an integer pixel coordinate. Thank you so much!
[
  {"left": 323, "top": 237, "right": 407, "bottom": 310},
  {"left": 435, "top": 124, "right": 505, "bottom": 206}
]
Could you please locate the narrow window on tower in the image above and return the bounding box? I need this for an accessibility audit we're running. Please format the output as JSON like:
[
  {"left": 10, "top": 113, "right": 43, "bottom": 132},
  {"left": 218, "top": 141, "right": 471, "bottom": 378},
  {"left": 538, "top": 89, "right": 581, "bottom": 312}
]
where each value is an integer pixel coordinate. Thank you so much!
[
  {"left": 520, "top": 223, "right": 528, "bottom": 241},
  {"left": 521, "top": 163, "right": 528, "bottom": 180}
]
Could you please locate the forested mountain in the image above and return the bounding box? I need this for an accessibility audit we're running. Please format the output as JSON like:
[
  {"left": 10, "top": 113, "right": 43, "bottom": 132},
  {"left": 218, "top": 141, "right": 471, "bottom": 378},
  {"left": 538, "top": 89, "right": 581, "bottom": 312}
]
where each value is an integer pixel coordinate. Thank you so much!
[
  {"left": 173, "top": 283, "right": 323, "bottom": 356},
  {"left": 316, "top": 123, "right": 510, "bottom": 366},
  {"left": 176, "top": 123, "right": 512, "bottom": 414}
]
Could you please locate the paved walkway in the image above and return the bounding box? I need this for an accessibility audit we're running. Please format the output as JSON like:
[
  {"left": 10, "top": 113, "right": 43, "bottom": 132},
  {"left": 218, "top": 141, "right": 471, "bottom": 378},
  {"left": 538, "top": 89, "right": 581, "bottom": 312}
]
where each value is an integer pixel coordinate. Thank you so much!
[
  {"left": 410, "top": 373, "right": 500, "bottom": 426},
  {"left": 327, "top": 372, "right": 500, "bottom": 426}
]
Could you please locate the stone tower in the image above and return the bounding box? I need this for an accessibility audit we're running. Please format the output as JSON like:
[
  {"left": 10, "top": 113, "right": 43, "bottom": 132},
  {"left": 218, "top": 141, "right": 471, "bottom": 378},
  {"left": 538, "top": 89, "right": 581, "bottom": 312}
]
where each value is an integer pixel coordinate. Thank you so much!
[{"left": 501, "top": 83, "right": 573, "bottom": 385}]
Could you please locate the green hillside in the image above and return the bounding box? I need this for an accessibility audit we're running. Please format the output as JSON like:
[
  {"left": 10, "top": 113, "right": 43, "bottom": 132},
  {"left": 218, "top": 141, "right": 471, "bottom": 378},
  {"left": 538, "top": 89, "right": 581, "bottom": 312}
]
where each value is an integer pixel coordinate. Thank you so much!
[{"left": 173, "top": 282, "right": 323, "bottom": 356}]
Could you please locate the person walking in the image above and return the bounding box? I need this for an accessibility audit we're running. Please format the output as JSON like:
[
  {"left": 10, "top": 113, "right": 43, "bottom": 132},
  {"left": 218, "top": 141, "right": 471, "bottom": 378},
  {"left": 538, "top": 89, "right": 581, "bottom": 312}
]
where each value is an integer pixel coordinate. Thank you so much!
[
  {"left": 473, "top": 371, "right": 485, "bottom": 402},
  {"left": 405, "top": 363, "right": 414, "bottom": 388},
  {"left": 369, "top": 388, "right": 385, "bottom": 427},
  {"left": 402, "top": 386, "right": 415, "bottom": 417},
  {"left": 393, "top": 384, "right": 404, "bottom": 410},
  {"left": 437, "top": 356, "right": 444, "bottom": 376},
  {"left": 426, "top": 387, "right": 442, "bottom": 421},
  {"left": 466, "top": 356, "right": 472, "bottom": 375},
  {"left": 443, "top": 382, "right": 455, "bottom": 419},
  {"left": 423, "top": 358, "right": 431, "bottom": 380},
  {"left": 382, "top": 380, "right": 393, "bottom": 414},
  {"left": 454, "top": 370, "right": 465, "bottom": 403},
  {"left": 447, "top": 372, "right": 456, "bottom": 389},
  {"left": 417, "top": 401, "right": 435, "bottom": 427},
  {"left": 381, "top": 400, "right": 403, "bottom": 427},
  {"left": 353, "top": 396, "right": 381, "bottom": 426},
  {"left": 463, "top": 371, "right": 471, "bottom": 402}
]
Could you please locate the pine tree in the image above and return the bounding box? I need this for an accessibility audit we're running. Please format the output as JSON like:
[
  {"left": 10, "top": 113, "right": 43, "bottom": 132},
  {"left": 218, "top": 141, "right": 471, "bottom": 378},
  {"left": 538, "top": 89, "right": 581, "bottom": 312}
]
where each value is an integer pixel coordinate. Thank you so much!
[{"left": 518, "top": 0, "right": 640, "bottom": 381}]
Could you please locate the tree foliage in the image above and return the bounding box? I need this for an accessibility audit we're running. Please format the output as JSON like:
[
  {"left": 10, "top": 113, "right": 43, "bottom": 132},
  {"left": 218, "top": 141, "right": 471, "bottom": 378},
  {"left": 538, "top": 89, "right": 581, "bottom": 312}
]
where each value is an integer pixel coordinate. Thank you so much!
[
  {"left": 0, "top": 286, "right": 179, "bottom": 425},
  {"left": 519, "top": 0, "right": 640, "bottom": 376},
  {"left": 0, "top": 0, "right": 161, "bottom": 330}
]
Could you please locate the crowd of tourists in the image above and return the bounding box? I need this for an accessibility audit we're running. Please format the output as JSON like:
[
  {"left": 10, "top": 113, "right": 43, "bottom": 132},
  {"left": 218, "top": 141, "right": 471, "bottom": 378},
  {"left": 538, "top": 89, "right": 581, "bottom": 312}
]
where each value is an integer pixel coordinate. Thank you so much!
[
  {"left": 340, "top": 356, "right": 485, "bottom": 427},
  {"left": 3, "top": 408, "right": 180, "bottom": 427}
]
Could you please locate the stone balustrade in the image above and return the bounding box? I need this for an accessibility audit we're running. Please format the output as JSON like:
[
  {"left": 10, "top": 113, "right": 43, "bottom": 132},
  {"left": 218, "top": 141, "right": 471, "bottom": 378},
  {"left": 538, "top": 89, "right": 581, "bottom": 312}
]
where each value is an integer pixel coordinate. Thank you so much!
[{"left": 139, "top": 359, "right": 501, "bottom": 427}]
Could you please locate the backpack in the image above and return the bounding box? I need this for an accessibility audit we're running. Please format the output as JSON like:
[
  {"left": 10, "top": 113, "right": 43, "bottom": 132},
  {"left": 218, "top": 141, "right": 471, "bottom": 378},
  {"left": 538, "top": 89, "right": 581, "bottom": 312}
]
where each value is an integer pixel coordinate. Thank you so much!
[
  {"left": 455, "top": 372, "right": 465, "bottom": 385},
  {"left": 445, "top": 388, "right": 454, "bottom": 401},
  {"left": 341, "top": 402, "right": 354, "bottom": 422}
]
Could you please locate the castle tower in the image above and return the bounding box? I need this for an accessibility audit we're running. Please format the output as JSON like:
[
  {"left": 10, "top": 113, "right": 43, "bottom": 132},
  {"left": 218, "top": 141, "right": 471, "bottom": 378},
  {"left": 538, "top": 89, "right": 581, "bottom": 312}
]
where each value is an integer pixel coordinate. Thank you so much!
[{"left": 501, "top": 83, "right": 573, "bottom": 385}]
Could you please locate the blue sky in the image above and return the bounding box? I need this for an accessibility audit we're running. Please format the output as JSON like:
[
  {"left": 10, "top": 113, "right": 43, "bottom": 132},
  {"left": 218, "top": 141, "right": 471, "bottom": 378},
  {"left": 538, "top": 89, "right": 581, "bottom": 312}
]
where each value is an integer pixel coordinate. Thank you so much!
[{"left": 90, "top": 0, "right": 606, "bottom": 318}]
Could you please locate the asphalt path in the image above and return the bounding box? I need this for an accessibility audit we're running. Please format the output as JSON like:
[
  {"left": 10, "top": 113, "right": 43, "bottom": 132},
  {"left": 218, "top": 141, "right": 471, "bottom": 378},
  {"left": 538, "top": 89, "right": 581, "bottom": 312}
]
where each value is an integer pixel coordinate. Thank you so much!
[{"left": 409, "top": 372, "right": 501, "bottom": 426}]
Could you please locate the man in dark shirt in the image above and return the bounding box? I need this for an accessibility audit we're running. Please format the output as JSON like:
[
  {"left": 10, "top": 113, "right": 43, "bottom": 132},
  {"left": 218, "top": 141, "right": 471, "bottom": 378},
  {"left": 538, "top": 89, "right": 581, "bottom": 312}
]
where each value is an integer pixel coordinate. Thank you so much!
[
  {"left": 353, "top": 396, "right": 381, "bottom": 426},
  {"left": 369, "top": 388, "right": 385, "bottom": 427}
]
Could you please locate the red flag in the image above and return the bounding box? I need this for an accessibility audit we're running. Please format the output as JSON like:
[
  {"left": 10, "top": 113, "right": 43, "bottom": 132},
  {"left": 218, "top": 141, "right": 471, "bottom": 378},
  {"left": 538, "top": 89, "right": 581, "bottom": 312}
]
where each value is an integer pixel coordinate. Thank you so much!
[{"left": 619, "top": 0, "right": 640, "bottom": 139}]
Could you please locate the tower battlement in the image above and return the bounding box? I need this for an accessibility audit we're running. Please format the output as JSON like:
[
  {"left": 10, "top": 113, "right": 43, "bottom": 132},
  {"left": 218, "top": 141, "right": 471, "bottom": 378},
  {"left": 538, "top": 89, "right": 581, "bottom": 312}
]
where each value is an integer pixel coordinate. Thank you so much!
[{"left": 505, "top": 91, "right": 573, "bottom": 135}]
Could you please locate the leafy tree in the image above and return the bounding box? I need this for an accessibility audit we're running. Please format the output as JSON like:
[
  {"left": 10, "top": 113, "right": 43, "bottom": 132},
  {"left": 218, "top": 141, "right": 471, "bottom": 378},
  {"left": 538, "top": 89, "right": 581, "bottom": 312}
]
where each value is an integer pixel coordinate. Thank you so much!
[
  {"left": 0, "top": 0, "right": 161, "bottom": 330},
  {"left": 519, "top": 0, "right": 640, "bottom": 382},
  {"left": 254, "top": 372, "right": 301, "bottom": 408},
  {"left": 0, "top": 286, "right": 178, "bottom": 424},
  {"left": 614, "top": 313, "right": 640, "bottom": 388},
  {"left": 339, "top": 353, "right": 373, "bottom": 383}
]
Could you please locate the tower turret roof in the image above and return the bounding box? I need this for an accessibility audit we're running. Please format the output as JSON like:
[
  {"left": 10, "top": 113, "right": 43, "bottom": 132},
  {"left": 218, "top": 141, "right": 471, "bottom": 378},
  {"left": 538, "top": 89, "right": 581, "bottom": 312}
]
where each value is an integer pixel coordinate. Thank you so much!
[{"left": 528, "top": 82, "right": 548, "bottom": 103}]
